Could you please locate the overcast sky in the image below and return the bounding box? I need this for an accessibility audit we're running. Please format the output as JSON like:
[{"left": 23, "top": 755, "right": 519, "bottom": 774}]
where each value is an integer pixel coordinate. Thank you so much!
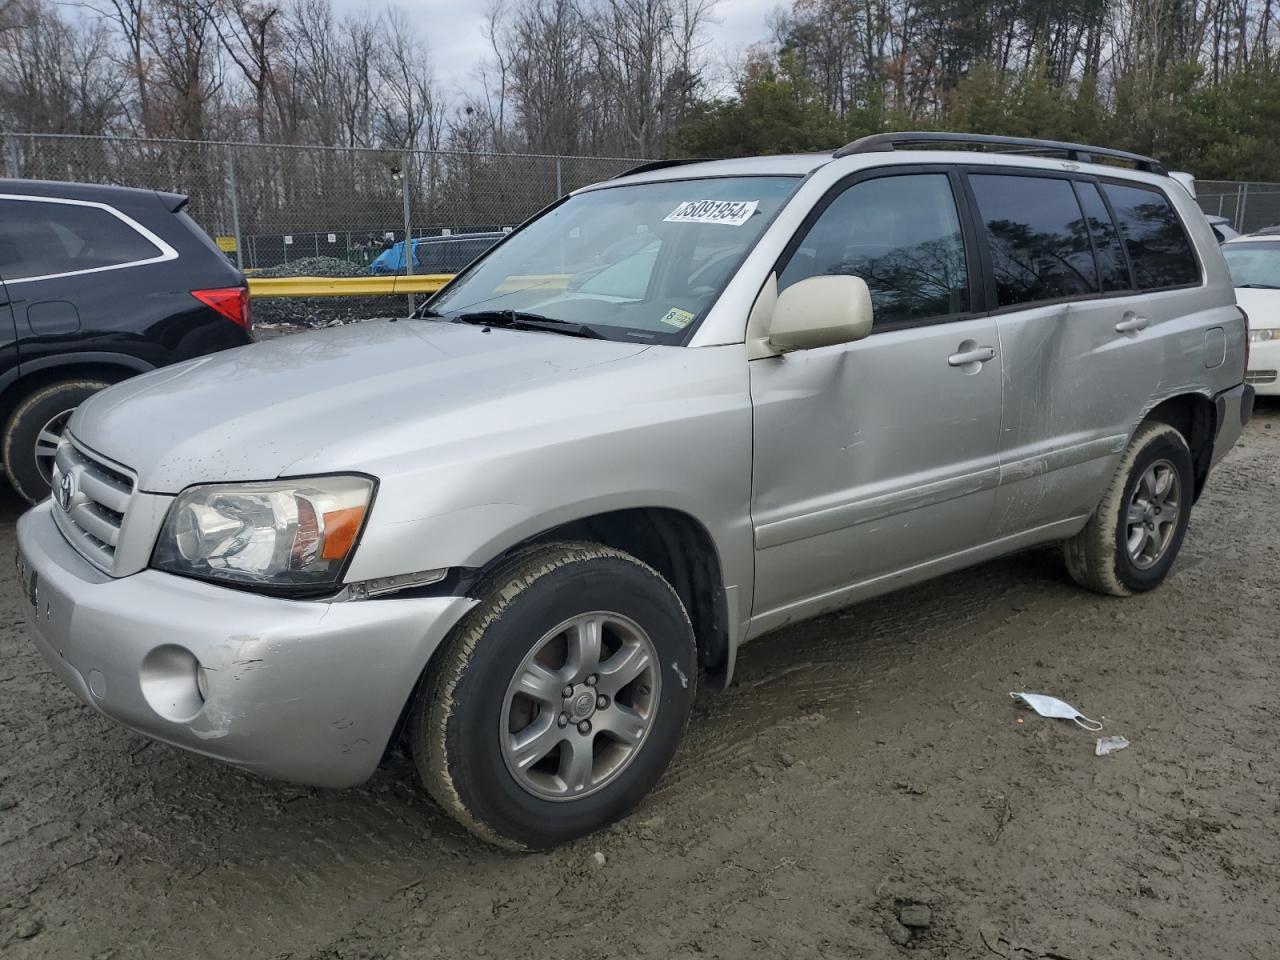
[{"left": 339, "top": 0, "right": 780, "bottom": 102}]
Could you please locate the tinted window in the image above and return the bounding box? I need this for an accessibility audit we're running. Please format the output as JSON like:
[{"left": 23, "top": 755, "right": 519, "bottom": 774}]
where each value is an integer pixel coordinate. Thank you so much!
[
  {"left": 779, "top": 173, "right": 969, "bottom": 325},
  {"left": 1102, "top": 183, "right": 1199, "bottom": 289},
  {"left": 0, "top": 198, "right": 163, "bottom": 281},
  {"left": 970, "top": 174, "right": 1097, "bottom": 307},
  {"left": 1075, "top": 182, "right": 1131, "bottom": 292}
]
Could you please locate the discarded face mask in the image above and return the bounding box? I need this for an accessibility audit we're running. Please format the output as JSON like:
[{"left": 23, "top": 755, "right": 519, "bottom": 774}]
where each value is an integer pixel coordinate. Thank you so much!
[
  {"left": 1009, "top": 691, "right": 1103, "bottom": 731},
  {"left": 1095, "top": 735, "right": 1130, "bottom": 756}
]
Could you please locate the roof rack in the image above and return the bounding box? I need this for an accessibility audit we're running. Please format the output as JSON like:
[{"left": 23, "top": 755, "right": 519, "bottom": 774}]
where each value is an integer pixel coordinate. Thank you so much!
[
  {"left": 613, "top": 158, "right": 708, "bottom": 179},
  {"left": 833, "top": 132, "right": 1167, "bottom": 176}
]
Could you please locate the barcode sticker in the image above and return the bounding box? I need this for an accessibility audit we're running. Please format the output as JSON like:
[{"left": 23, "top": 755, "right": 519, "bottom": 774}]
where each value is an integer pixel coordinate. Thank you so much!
[{"left": 664, "top": 200, "right": 758, "bottom": 227}]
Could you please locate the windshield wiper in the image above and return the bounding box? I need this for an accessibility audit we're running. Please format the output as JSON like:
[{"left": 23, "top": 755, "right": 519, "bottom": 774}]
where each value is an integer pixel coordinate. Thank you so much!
[
  {"left": 449, "top": 309, "right": 609, "bottom": 340},
  {"left": 1236, "top": 283, "right": 1280, "bottom": 290}
]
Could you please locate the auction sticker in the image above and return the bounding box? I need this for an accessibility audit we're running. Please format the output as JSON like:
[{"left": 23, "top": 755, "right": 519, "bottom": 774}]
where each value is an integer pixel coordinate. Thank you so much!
[
  {"left": 659, "top": 307, "right": 695, "bottom": 329},
  {"left": 664, "top": 200, "right": 759, "bottom": 227}
]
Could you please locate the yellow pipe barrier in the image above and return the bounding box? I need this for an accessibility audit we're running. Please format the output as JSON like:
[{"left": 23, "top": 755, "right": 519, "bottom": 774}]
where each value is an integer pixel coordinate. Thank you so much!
[
  {"left": 248, "top": 273, "right": 574, "bottom": 299},
  {"left": 247, "top": 275, "right": 454, "bottom": 298}
]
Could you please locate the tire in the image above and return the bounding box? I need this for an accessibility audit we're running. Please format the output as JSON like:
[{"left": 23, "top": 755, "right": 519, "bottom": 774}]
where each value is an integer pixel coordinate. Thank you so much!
[
  {"left": 411, "top": 541, "right": 697, "bottom": 850},
  {"left": 1063, "top": 420, "right": 1194, "bottom": 597},
  {"left": 2, "top": 379, "right": 109, "bottom": 504}
]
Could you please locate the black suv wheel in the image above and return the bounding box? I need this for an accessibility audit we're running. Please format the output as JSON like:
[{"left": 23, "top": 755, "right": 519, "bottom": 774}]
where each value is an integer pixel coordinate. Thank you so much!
[{"left": 3, "top": 379, "right": 109, "bottom": 503}]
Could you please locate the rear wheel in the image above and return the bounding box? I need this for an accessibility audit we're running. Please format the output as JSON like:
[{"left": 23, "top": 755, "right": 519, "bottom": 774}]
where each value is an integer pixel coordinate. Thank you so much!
[
  {"left": 411, "top": 542, "right": 697, "bottom": 849},
  {"left": 1063, "top": 420, "right": 1194, "bottom": 596},
  {"left": 2, "top": 380, "right": 109, "bottom": 503}
]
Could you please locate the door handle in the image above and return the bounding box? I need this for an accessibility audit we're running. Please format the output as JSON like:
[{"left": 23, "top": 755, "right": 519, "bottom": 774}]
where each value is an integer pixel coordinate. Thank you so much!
[
  {"left": 1115, "top": 314, "right": 1150, "bottom": 334},
  {"left": 947, "top": 345, "right": 996, "bottom": 367}
]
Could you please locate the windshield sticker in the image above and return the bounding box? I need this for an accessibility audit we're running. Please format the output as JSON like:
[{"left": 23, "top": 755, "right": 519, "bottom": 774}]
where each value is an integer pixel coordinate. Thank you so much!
[
  {"left": 659, "top": 307, "right": 695, "bottom": 329},
  {"left": 664, "top": 200, "right": 759, "bottom": 227}
]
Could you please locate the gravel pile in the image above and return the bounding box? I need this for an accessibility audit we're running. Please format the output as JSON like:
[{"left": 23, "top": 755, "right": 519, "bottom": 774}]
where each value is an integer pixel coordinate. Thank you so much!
[
  {"left": 249, "top": 256, "right": 410, "bottom": 329},
  {"left": 253, "top": 256, "right": 367, "bottom": 279}
]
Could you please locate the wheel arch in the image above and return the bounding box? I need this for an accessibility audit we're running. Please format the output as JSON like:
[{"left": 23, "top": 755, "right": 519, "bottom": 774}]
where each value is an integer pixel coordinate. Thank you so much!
[
  {"left": 382, "top": 506, "right": 734, "bottom": 767},
  {"left": 1143, "top": 392, "right": 1216, "bottom": 501},
  {"left": 488, "top": 507, "right": 734, "bottom": 692},
  {"left": 0, "top": 354, "right": 152, "bottom": 439}
]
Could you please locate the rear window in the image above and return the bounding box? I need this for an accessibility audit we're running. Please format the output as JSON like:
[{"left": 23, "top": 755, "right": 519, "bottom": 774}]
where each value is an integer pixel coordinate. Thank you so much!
[
  {"left": 0, "top": 197, "right": 165, "bottom": 281},
  {"left": 1101, "top": 183, "right": 1200, "bottom": 290},
  {"left": 969, "top": 174, "right": 1098, "bottom": 307}
]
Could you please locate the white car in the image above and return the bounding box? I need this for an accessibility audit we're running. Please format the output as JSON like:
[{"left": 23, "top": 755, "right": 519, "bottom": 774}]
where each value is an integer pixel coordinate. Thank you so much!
[
  {"left": 1223, "top": 233, "right": 1280, "bottom": 395},
  {"left": 1206, "top": 215, "right": 1241, "bottom": 243}
]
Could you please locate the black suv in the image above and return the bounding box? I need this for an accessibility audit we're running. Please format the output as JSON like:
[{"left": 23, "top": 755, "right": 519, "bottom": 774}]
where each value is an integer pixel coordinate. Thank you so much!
[{"left": 0, "top": 179, "right": 252, "bottom": 501}]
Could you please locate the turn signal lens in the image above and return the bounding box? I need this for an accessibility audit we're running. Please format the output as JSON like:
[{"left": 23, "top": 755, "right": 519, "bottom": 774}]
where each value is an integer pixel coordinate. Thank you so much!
[{"left": 320, "top": 505, "right": 367, "bottom": 561}]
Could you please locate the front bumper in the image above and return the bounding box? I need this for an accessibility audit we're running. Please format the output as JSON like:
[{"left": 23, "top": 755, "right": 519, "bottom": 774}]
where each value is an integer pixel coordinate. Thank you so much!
[
  {"left": 1247, "top": 338, "right": 1280, "bottom": 395},
  {"left": 16, "top": 501, "right": 475, "bottom": 787}
]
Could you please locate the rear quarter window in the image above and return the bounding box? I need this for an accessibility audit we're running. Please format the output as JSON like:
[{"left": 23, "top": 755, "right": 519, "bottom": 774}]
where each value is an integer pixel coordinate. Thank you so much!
[
  {"left": 1101, "top": 183, "right": 1200, "bottom": 290},
  {"left": 0, "top": 197, "right": 167, "bottom": 282}
]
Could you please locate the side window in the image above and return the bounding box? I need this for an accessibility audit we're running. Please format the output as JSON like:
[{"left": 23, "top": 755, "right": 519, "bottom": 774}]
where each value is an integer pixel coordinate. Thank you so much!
[
  {"left": 1101, "top": 183, "right": 1200, "bottom": 289},
  {"left": 1075, "top": 182, "right": 1131, "bottom": 292},
  {"left": 0, "top": 198, "right": 163, "bottom": 281},
  {"left": 969, "top": 174, "right": 1097, "bottom": 307},
  {"left": 779, "top": 173, "right": 969, "bottom": 326}
]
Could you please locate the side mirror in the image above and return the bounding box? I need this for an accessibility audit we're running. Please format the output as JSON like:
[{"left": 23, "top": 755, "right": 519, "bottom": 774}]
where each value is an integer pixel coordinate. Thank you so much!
[{"left": 767, "top": 275, "right": 874, "bottom": 352}]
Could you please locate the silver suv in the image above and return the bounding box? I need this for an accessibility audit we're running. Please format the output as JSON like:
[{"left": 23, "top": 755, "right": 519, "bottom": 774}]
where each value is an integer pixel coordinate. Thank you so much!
[{"left": 17, "top": 133, "right": 1254, "bottom": 849}]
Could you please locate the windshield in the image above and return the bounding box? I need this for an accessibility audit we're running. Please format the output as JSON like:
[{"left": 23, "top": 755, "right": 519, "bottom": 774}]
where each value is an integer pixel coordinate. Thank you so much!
[
  {"left": 427, "top": 176, "right": 801, "bottom": 343},
  {"left": 1223, "top": 241, "right": 1280, "bottom": 288}
]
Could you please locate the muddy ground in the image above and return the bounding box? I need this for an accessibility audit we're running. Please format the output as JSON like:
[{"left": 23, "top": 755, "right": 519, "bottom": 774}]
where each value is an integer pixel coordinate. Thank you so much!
[{"left": 1, "top": 404, "right": 1277, "bottom": 960}]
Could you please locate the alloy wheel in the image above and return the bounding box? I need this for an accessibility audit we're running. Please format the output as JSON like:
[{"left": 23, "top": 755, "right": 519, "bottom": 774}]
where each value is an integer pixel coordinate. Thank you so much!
[
  {"left": 1125, "top": 458, "right": 1181, "bottom": 570},
  {"left": 500, "top": 612, "right": 660, "bottom": 801},
  {"left": 34, "top": 408, "right": 74, "bottom": 488}
]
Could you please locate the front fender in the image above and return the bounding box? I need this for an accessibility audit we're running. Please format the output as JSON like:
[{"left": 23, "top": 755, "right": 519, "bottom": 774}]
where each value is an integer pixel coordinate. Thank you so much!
[{"left": 340, "top": 344, "right": 756, "bottom": 631}]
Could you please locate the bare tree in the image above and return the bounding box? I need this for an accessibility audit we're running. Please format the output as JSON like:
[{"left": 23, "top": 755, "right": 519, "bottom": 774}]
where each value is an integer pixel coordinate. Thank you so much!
[{"left": 215, "top": 0, "right": 281, "bottom": 140}]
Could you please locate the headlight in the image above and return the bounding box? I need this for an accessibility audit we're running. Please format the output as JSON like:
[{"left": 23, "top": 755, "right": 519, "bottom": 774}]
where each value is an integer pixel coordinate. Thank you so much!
[
  {"left": 1249, "top": 328, "right": 1278, "bottom": 342},
  {"left": 152, "top": 475, "right": 375, "bottom": 595}
]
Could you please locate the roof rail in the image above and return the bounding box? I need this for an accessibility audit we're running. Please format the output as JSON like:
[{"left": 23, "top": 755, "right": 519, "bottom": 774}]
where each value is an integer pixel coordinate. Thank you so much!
[
  {"left": 613, "top": 158, "right": 708, "bottom": 179},
  {"left": 833, "top": 132, "right": 1167, "bottom": 176}
]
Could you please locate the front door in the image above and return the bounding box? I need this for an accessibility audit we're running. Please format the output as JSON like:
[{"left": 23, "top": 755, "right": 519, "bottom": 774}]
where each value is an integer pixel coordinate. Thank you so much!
[{"left": 748, "top": 169, "right": 1002, "bottom": 624}]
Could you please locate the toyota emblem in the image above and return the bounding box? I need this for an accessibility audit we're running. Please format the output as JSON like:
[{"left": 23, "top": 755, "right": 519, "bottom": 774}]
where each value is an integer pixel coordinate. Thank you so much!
[{"left": 57, "top": 471, "right": 74, "bottom": 510}]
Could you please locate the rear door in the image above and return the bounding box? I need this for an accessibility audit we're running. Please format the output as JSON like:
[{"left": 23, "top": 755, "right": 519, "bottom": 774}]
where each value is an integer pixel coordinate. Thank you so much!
[
  {"left": 0, "top": 275, "right": 17, "bottom": 384},
  {"left": 0, "top": 194, "right": 176, "bottom": 369},
  {"left": 749, "top": 168, "right": 1002, "bottom": 621},
  {"left": 968, "top": 170, "right": 1201, "bottom": 538}
]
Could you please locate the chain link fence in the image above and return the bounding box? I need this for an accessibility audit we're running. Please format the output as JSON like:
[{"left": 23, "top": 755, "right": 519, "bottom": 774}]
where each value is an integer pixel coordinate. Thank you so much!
[
  {"left": 1196, "top": 180, "right": 1280, "bottom": 234},
  {"left": 2, "top": 133, "right": 640, "bottom": 276},
  {"left": 8, "top": 133, "right": 1277, "bottom": 276}
]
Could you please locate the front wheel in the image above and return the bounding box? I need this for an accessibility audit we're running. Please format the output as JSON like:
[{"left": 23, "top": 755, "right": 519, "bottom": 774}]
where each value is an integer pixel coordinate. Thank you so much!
[
  {"left": 1063, "top": 420, "right": 1194, "bottom": 596},
  {"left": 411, "top": 542, "right": 697, "bottom": 849}
]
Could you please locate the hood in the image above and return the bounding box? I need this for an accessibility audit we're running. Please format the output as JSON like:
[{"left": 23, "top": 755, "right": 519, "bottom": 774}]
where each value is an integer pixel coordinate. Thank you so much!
[
  {"left": 1235, "top": 287, "right": 1280, "bottom": 329},
  {"left": 72, "top": 319, "right": 649, "bottom": 493}
]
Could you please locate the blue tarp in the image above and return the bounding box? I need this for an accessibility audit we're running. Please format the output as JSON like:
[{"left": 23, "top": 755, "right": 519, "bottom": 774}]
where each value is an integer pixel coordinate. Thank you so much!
[
  {"left": 369, "top": 240, "right": 417, "bottom": 275},
  {"left": 369, "top": 233, "right": 507, "bottom": 275}
]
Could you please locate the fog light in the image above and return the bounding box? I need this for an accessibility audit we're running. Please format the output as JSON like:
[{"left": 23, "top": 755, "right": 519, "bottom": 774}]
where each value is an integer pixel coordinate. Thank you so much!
[
  {"left": 196, "top": 664, "right": 209, "bottom": 702},
  {"left": 139, "top": 645, "right": 205, "bottom": 722}
]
